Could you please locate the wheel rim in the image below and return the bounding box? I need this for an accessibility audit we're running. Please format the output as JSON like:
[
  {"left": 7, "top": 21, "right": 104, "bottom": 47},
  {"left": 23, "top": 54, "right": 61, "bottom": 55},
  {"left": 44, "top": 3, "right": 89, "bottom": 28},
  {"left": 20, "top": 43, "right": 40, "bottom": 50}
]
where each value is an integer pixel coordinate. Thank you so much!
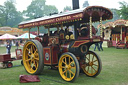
[
  {"left": 23, "top": 41, "right": 39, "bottom": 74},
  {"left": 59, "top": 54, "right": 76, "bottom": 81},
  {"left": 82, "top": 52, "right": 99, "bottom": 76},
  {"left": 8, "top": 63, "right": 12, "bottom": 68}
]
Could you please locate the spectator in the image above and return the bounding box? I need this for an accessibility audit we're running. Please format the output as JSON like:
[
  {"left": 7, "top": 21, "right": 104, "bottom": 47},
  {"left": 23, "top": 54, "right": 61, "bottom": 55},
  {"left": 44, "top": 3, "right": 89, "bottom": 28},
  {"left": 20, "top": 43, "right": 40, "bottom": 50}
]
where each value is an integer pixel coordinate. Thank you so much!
[
  {"left": 16, "top": 40, "right": 19, "bottom": 49},
  {"left": 99, "top": 41, "right": 103, "bottom": 51},
  {"left": 94, "top": 43, "right": 100, "bottom": 51},
  {"left": 6, "top": 42, "right": 11, "bottom": 54},
  {"left": 99, "top": 32, "right": 104, "bottom": 51}
]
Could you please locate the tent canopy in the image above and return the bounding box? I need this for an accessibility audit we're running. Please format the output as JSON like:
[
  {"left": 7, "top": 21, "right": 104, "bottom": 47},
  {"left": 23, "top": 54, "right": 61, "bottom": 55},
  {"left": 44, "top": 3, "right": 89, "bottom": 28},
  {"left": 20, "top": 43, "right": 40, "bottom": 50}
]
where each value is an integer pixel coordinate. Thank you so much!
[
  {"left": 17, "top": 33, "right": 36, "bottom": 39},
  {"left": 0, "top": 33, "right": 17, "bottom": 40}
]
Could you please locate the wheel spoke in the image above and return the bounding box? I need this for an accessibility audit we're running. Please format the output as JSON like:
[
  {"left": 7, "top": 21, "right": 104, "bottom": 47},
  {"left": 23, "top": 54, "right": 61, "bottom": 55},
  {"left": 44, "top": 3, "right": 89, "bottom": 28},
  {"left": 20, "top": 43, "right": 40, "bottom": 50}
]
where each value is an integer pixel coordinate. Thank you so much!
[
  {"left": 63, "top": 69, "right": 67, "bottom": 74},
  {"left": 33, "top": 60, "right": 37, "bottom": 68},
  {"left": 86, "top": 57, "right": 89, "bottom": 62},
  {"left": 60, "top": 66, "right": 65, "bottom": 68},
  {"left": 34, "top": 49, "right": 37, "bottom": 55},
  {"left": 89, "top": 54, "right": 90, "bottom": 62},
  {"left": 26, "top": 48, "right": 29, "bottom": 51},
  {"left": 92, "top": 55, "right": 94, "bottom": 62},
  {"left": 69, "top": 61, "right": 74, "bottom": 65},
  {"left": 66, "top": 70, "right": 67, "bottom": 79},
  {"left": 65, "top": 57, "right": 67, "bottom": 64},
  {"left": 69, "top": 70, "right": 71, "bottom": 78},
  {"left": 35, "top": 60, "right": 39, "bottom": 68},
  {"left": 25, "top": 58, "right": 31, "bottom": 62},
  {"left": 31, "top": 46, "right": 33, "bottom": 54},
  {"left": 93, "top": 60, "right": 98, "bottom": 62},
  {"left": 62, "top": 60, "right": 66, "bottom": 65},
  {"left": 91, "top": 66, "right": 97, "bottom": 72},
  {"left": 30, "top": 59, "right": 33, "bottom": 65},
  {"left": 69, "top": 57, "right": 70, "bottom": 64},
  {"left": 69, "top": 69, "right": 75, "bottom": 76},
  {"left": 91, "top": 66, "right": 93, "bottom": 74},
  {"left": 34, "top": 58, "right": 39, "bottom": 61},
  {"left": 87, "top": 66, "right": 89, "bottom": 72},
  {"left": 30, "top": 67, "right": 33, "bottom": 72},
  {"left": 32, "top": 45, "right": 35, "bottom": 52},
  {"left": 71, "top": 66, "right": 76, "bottom": 69},
  {"left": 93, "top": 64, "right": 98, "bottom": 66}
]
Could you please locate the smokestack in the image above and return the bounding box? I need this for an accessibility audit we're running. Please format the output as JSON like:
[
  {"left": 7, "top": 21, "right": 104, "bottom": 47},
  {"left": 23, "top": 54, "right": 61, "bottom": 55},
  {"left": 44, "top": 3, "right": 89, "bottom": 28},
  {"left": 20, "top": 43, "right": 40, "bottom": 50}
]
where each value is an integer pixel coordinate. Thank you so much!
[{"left": 72, "top": 0, "right": 79, "bottom": 10}]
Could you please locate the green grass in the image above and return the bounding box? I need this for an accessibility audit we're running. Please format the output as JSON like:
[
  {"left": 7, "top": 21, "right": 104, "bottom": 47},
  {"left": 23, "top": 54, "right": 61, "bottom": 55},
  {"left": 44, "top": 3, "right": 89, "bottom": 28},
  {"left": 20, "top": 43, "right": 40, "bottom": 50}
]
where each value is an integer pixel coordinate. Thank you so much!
[
  {"left": 0, "top": 47, "right": 128, "bottom": 85},
  {"left": 0, "top": 46, "right": 23, "bottom": 54}
]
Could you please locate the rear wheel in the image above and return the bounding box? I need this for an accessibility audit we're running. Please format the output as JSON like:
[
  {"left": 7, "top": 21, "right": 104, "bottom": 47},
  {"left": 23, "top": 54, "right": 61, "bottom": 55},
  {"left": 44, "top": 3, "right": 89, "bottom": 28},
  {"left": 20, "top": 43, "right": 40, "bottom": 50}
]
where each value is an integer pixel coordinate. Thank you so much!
[
  {"left": 23, "top": 40, "right": 44, "bottom": 74},
  {"left": 58, "top": 52, "right": 79, "bottom": 82},
  {"left": 7, "top": 62, "right": 13, "bottom": 68},
  {"left": 81, "top": 51, "right": 102, "bottom": 77}
]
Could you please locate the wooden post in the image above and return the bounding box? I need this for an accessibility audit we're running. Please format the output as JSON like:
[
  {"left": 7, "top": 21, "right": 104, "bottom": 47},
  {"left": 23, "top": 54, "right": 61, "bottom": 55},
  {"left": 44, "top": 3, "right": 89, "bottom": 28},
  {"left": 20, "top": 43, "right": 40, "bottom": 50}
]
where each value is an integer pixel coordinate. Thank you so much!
[
  {"left": 57, "top": 25, "right": 59, "bottom": 34},
  {"left": 125, "top": 37, "right": 126, "bottom": 43},
  {"left": 116, "top": 37, "right": 117, "bottom": 44},
  {"left": 100, "top": 17, "right": 103, "bottom": 38},
  {"left": 120, "top": 26, "right": 122, "bottom": 40},
  {"left": 48, "top": 27, "right": 50, "bottom": 36},
  {"left": 37, "top": 26, "right": 39, "bottom": 36},
  {"left": 28, "top": 28, "right": 30, "bottom": 39},
  {"left": 90, "top": 16, "right": 92, "bottom": 38},
  {"left": 61, "top": 24, "right": 63, "bottom": 30}
]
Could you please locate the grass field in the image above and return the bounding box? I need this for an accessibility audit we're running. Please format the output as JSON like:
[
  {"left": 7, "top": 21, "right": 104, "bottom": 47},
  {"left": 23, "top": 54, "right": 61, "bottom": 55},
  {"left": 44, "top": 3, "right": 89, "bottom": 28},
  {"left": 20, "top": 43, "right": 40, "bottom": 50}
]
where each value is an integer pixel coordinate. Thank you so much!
[
  {"left": 0, "top": 46, "right": 23, "bottom": 54},
  {"left": 0, "top": 47, "right": 128, "bottom": 85}
]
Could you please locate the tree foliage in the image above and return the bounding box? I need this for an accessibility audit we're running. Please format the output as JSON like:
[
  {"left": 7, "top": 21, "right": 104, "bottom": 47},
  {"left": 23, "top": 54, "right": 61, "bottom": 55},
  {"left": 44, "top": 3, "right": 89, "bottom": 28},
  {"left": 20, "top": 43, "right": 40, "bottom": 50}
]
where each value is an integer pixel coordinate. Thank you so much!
[
  {"left": 44, "top": 5, "right": 58, "bottom": 16},
  {"left": 83, "top": 0, "right": 89, "bottom": 8},
  {"left": 0, "top": 0, "right": 23, "bottom": 27},
  {"left": 117, "top": 1, "right": 128, "bottom": 19},
  {"left": 23, "top": 0, "right": 58, "bottom": 20},
  {"left": 63, "top": 6, "right": 72, "bottom": 12},
  {"left": 23, "top": 0, "right": 46, "bottom": 20}
]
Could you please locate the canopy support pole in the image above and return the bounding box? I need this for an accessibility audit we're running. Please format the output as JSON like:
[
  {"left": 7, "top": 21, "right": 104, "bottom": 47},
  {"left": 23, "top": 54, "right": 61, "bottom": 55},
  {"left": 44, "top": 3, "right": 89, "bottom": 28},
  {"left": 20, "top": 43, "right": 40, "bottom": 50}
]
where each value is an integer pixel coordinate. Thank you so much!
[
  {"left": 28, "top": 28, "right": 30, "bottom": 39},
  {"left": 37, "top": 26, "right": 39, "bottom": 36},
  {"left": 120, "top": 26, "right": 122, "bottom": 41},
  {"left": 100, "top": 17, "right": 103, "bottom": 38},
  {"left": 57, "top": 25, "right": 59, "bottom": 34},
  {"left": 90, "top": 16, "right": 92, "bottom": 38},
  {"left": 48, "top": 27, "right": 50, "bottom": 36},
  {"left": 61, "top": 24, "right": 63, "bottom": 30}
]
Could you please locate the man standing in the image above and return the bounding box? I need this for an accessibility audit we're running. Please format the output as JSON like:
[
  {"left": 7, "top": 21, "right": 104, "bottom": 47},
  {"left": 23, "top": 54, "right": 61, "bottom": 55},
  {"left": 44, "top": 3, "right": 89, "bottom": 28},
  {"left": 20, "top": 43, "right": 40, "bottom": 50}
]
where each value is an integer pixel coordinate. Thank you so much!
[
  {"left": 6, "top": 42, "right": 11, "bottom": 54},
  {"left": 16, "top": 40, "right": 19, "bottom": 49},
  {"left": 94, "top": 43, "right": 100, "bottom": 51}
]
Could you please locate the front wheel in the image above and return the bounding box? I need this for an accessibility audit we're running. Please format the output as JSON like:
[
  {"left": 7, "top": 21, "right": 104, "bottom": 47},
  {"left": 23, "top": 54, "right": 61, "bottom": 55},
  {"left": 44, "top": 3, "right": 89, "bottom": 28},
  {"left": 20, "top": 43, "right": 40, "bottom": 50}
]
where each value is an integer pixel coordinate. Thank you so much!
[
  {"left": 81, "top": 51, "right": 102, "bottom": 77},
  {"left": 23, "top": 40, "right": 44, "bottom": 75},
  {"left": 58, "top": 52, "right": 79, "bottom": 82}
]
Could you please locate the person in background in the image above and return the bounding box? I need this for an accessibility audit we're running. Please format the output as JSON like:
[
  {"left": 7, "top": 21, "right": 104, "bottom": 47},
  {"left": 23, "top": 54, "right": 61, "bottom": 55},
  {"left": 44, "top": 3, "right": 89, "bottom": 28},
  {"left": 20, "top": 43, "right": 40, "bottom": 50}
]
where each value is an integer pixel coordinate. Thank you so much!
[
  {"left": 94, "top": 43, "right": 100, "bottom": 51},
  {"left": 6, "top": 42, "right": 11, "bottom": 54},
  {"left": 16, "top": 40, "right": 19, "bottom": 49},
  {"left": 99, "top": 32, "right": 104, "bottom": 51},
  {"left": 99, "top": 41, "right": 103, "bottom": 51}
]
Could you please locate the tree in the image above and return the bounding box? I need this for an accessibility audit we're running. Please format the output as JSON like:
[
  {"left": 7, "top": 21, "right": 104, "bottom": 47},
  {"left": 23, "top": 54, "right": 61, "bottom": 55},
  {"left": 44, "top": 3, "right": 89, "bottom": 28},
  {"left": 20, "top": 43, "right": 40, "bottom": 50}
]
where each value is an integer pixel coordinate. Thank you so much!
[
  {"left": 23, "top": 0, "right": 46, "bottom": 20},
  {"left": 63, "top": 6, "right": 72, "bottom": 12},
  {"left": 23, "top": 0, "right": 58, "bottom": 20},
  {"left": 44, "top": 5, "right": 58, "bottom": 16},
  {"left": 0, "top": 0, "right": 23, "bottom": 27},
  {"left": 117, "top": 1, "right": 128, "bottom": 19},
  {"left": 0, "top": 5, "right": 6, "bottom": 26},
  {"left": 83, "top": 0, "right": 89, "bottom": 8},
  {"left": 110, "top": 9, "right": 120, "bottom": 21}
]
